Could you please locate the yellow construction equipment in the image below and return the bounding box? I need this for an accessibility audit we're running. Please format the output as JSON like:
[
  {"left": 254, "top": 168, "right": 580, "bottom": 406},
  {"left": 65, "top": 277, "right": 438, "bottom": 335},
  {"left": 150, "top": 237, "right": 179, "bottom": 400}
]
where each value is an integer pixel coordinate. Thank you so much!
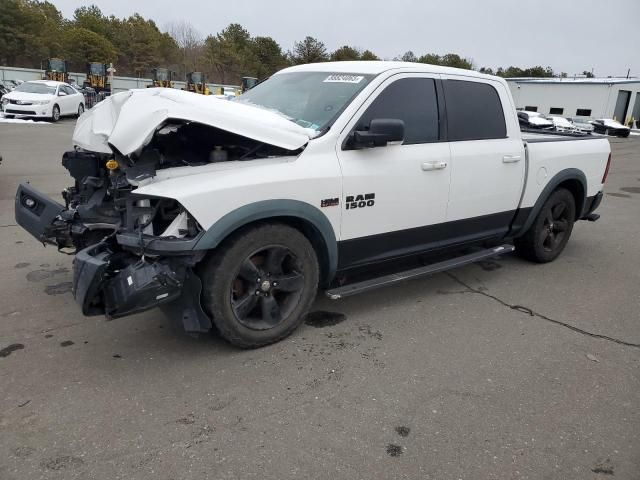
[
  {"left": 148, "top": 68, "right": 174, "bottom": 88},
  {"left": 43, "top": 58, "right": 69, "bottom": 83},
  {"left": 83, "top": 63, "right": 111, "bottom": 93},
  {"left": 184, "top": 72, "right": 210, "bottom": 95},
  {"left": 241, "top": 76, "right": 258, "bottom": 93}
]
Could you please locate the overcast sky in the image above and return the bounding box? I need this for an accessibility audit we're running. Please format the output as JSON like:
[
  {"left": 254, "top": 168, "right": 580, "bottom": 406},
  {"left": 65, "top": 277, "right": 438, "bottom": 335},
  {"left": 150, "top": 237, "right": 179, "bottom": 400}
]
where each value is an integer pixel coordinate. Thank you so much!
[{"left": 52, "top": 0, "right": 639, "bottom": 77}]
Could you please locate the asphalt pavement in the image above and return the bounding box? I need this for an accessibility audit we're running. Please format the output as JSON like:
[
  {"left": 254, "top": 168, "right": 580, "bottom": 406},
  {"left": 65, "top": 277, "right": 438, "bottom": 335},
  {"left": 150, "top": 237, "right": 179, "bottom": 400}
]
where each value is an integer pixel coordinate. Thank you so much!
[{"left": 1, "top": 120, "right": 638, "bottom": 479}]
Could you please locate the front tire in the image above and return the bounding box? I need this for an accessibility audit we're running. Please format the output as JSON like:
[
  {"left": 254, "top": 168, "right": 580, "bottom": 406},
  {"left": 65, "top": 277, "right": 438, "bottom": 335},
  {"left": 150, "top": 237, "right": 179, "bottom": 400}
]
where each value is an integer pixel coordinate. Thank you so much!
[
  {"left": 51, "top": 104, "right": 60, "bottom": 122},
  {"left": 200, "top": 223, "right": 319, "bottom": 348},
  {"left": 77, "top": 103, "right": 84, "bottom": 117},
  {"left": 515, "top": 188, "right": 576, "bottom": 263}
]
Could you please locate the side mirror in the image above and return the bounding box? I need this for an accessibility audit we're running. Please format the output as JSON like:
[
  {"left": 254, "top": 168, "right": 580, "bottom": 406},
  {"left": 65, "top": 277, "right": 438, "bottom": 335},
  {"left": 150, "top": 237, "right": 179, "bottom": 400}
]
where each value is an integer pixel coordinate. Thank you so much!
[
  {"left": 350, "top": 118, "right": 405, "bottom": 149},
  {"left": 58, "top": 91, "right": 67, "bottom": 96}
]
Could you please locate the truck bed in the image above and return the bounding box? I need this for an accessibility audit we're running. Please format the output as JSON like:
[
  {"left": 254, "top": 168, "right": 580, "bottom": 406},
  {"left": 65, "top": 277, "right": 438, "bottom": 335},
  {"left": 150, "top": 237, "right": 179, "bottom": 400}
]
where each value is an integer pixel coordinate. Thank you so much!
[
  {"left": 521, "top": 130, "right": 602, "bottom": 143},
  {"left": 519, "top": 131, "right": 610, "bottom": 213}
]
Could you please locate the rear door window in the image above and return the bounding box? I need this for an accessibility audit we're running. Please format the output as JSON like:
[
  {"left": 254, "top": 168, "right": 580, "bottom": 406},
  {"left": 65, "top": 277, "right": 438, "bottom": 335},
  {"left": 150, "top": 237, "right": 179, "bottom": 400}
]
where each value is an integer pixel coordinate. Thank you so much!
[
  {"left": 355, "top": 77, "right": 439, "bottom": 144},
  {"left": 444, "top": 80, "right": 507, "bottom": 141}
]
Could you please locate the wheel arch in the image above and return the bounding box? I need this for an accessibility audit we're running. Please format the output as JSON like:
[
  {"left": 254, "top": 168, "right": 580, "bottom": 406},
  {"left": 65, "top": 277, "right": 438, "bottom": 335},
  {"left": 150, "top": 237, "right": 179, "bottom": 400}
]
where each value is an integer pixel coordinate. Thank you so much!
[
  {"left": 556, "top": 177, "right": 586, "bottom": 218},
  {"left": 514, "top": 168, "right": 587, "bottom": 237},
  {"left": 193, "top": 200, "right": 338, "bottom": 285}
]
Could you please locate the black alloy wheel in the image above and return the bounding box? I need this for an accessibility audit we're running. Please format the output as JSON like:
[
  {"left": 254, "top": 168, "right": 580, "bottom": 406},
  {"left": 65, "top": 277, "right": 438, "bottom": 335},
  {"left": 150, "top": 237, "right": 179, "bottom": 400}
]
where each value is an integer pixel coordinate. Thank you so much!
[
  {"left": 515, "top": 188, "right": 576, "bottom": 263},
  {"left": 200, "top": 223, "right": 319, "bottom": 348},
  {"left": 539, "top": 200, "right": 571, "bottom": 253},
  {"left": 230, "top": 245, "right": 305, "bottom": 330}
]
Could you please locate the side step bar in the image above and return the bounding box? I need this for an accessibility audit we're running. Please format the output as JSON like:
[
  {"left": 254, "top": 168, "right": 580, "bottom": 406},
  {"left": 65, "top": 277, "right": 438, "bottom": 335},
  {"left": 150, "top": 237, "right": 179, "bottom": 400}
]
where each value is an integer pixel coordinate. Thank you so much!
[{"left": 325, "top": 244, "right": 515, "bottom": 300}]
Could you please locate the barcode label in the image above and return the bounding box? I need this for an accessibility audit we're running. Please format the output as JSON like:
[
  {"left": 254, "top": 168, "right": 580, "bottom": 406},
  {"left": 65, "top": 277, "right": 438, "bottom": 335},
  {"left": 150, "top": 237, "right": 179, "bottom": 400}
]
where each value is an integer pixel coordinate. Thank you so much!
[{"left": 323, "top": 75, "right": 364, "bottom": 84}]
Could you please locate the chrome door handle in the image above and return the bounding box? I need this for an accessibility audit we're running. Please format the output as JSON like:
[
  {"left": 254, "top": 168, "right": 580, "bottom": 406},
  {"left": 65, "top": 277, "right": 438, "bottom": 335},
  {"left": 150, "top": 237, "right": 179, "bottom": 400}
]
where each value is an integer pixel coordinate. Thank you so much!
[
  {"left": 502, "top": 155, "right": 522, "bottom": 163},
  {"left": 421, "top": 161, "right": 448, "bottom": 171}
]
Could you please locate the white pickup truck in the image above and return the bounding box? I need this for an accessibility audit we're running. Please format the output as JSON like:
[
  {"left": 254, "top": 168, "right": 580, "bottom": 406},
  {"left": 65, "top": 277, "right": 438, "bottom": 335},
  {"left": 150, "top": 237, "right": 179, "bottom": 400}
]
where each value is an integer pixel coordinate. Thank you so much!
[{"left": 15, "top": 61, "right": 611, "bottom": 347}]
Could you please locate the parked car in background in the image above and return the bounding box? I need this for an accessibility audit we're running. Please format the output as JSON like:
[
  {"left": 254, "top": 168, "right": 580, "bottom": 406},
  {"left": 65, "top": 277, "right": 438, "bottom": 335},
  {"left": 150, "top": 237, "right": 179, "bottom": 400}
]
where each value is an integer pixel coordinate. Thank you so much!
[
  {"left": 71, "top": 84, "right": 104, "bottom": 108},
  {"left": 0, "top": 83, "right": 9, "bottom": 101},
  {"left": 549, "top": 116, "right": 579, "bottom": 133},
  {"left": 1, "top": 80, "right": 18, "bottom": 92},
  {"left": 0, "top": 80, "right": 85, "bottom": 122},
  {"left": 517, "top": 111, "right": 554, "bottom": 130},
  {"left": 6, "top": 79, "right": 24, "bottom": 89},
  {"left": 567, "top": 117, "right": 595, "bottom": 134},
  {"left": 590, "top": 119, "right": 631, "bottom": 137}
]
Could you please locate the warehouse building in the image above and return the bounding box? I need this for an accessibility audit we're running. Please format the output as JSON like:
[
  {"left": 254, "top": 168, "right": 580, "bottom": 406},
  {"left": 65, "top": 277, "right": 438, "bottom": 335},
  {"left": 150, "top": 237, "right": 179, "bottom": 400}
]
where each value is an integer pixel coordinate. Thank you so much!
[{"left": 507, "top": 77, "right": 640, "bottom": 125}]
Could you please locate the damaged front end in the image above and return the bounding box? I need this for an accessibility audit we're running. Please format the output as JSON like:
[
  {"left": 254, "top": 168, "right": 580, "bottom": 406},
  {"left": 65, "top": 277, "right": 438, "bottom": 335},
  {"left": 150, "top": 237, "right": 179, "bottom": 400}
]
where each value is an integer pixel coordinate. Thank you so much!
[
  {"left": 15, "top": 147, "right": 212, "bottom": 333},
  {"left": 15, "top": 89, "right": 310, "bottom": 332},
  {"left": 15, "top": 88, "right": 309, "bottom": 333}
]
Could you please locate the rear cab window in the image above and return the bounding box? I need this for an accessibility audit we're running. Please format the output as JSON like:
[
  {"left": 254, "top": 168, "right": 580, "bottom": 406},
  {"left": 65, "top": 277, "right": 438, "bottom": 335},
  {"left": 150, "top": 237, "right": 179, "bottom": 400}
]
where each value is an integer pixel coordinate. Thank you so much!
[{"left": 443, "top": 80, "right": 507, "bottom": 141}]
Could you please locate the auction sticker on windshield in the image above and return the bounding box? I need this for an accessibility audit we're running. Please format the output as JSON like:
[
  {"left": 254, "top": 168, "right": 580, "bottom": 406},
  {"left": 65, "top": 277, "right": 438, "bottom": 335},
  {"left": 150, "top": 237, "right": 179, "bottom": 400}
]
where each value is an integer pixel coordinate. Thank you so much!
[{"left": 323, "top": 75, "right": 365, "bottom": 83}]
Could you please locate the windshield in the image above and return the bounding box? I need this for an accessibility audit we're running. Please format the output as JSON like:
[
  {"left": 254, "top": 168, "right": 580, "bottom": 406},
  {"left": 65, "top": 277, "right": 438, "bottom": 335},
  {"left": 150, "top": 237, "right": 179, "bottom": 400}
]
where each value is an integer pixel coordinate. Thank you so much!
[
  {"left": 235, "top": 72, "right": 374, "bottom": 131},
  {"left": 15, "top": 82, "right": 56, "bottom": 94}
]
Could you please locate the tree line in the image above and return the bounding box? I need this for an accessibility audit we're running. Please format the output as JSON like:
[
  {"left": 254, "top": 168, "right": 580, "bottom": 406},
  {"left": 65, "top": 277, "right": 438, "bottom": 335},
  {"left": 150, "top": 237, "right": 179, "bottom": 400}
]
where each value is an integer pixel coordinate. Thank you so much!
[{"left": 0, "top": 1, "right": 590, "bottom": 84}]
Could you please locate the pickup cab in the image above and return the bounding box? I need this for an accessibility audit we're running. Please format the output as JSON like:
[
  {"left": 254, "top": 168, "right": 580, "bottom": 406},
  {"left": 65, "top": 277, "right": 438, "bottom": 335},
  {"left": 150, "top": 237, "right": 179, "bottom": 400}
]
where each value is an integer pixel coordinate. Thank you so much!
[{"left": 15, "top": 61, "right": 611, "bottom": 348}]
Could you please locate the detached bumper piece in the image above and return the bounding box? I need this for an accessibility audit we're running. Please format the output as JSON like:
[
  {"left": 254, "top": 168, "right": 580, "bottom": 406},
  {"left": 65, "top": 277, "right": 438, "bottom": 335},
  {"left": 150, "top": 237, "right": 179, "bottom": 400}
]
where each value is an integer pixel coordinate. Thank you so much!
[
  {"left": 72, "top": 242, "right": 212, "bottom": 333},
  {"left": 73, "top": 243, "right": 111, "bottom": 316},
  {"left": 104, "top": 260, "right": 184, "bottom": 318},
  {"left": 74, "top": 242, "right": 185, "bottom": 318},
  {"left": 15, "top": 183, "right": 65, "bottom": 244}
]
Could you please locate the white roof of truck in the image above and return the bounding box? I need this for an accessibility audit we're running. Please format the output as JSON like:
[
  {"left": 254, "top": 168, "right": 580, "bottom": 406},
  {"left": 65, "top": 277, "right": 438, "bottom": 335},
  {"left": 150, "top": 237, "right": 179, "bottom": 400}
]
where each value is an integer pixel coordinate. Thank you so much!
[
  {"left": 278, "top": 61, "right": 492, "bottom": 79},
  {"left": 506, "top": 77, "right": 640, "bottom": 85}
]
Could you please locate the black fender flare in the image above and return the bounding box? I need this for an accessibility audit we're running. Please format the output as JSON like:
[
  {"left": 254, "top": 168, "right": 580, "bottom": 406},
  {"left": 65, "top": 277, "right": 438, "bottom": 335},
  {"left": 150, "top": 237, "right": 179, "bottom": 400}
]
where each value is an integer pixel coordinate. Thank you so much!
[
  {"left": 193, "top": 199, "right": 338, "bottom": 282},
  {"left": 512, "top": 168, "right": 587, "bottom": 237}
]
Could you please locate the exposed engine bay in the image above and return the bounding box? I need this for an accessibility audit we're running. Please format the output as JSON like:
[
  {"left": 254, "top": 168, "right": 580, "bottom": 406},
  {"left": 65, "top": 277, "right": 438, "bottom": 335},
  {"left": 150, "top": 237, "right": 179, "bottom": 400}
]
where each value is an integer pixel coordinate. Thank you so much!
[{"left": 47, "top": 121, "right": 300, "bottom": 252}]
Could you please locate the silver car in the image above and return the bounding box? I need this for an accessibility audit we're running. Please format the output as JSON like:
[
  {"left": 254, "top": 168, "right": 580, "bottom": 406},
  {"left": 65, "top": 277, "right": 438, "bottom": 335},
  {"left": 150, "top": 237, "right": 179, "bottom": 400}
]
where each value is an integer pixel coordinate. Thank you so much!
[{"left": 567, "top": 117, "right": 594, "bottom": 134}]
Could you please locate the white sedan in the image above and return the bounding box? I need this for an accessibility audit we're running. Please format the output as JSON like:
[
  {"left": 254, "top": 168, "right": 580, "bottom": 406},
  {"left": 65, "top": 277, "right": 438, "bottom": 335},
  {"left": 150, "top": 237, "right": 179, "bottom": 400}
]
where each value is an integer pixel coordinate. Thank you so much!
[
  {"left": 549, "top": 116, "right": 579, "bottom": 133},
  {"left": 517, "top": 110, "right": 554, "bottom": 130},
  {"left": 1, "top": 80, "right": 85, "bottom": 122}
]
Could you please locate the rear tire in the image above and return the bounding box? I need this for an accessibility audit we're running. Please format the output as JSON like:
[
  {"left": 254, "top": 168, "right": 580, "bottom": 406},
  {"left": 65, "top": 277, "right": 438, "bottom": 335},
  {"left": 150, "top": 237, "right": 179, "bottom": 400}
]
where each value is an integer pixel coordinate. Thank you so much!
[
  {"left": 515, "top": 188, "right": 576, "bottom": 263},
  {"left": 200, "top": 223, "right": 319, "bottom": 348},
  {"left": 77, "top": 103, "right": 84, "bottom": 117}
]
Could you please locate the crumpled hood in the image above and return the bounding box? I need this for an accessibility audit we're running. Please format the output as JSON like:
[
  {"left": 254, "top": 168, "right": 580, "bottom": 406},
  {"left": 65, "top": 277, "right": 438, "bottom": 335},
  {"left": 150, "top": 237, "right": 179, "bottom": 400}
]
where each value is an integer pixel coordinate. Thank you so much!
[{"left": 72, "top": 88, "right": 313, "bottom": 155}]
